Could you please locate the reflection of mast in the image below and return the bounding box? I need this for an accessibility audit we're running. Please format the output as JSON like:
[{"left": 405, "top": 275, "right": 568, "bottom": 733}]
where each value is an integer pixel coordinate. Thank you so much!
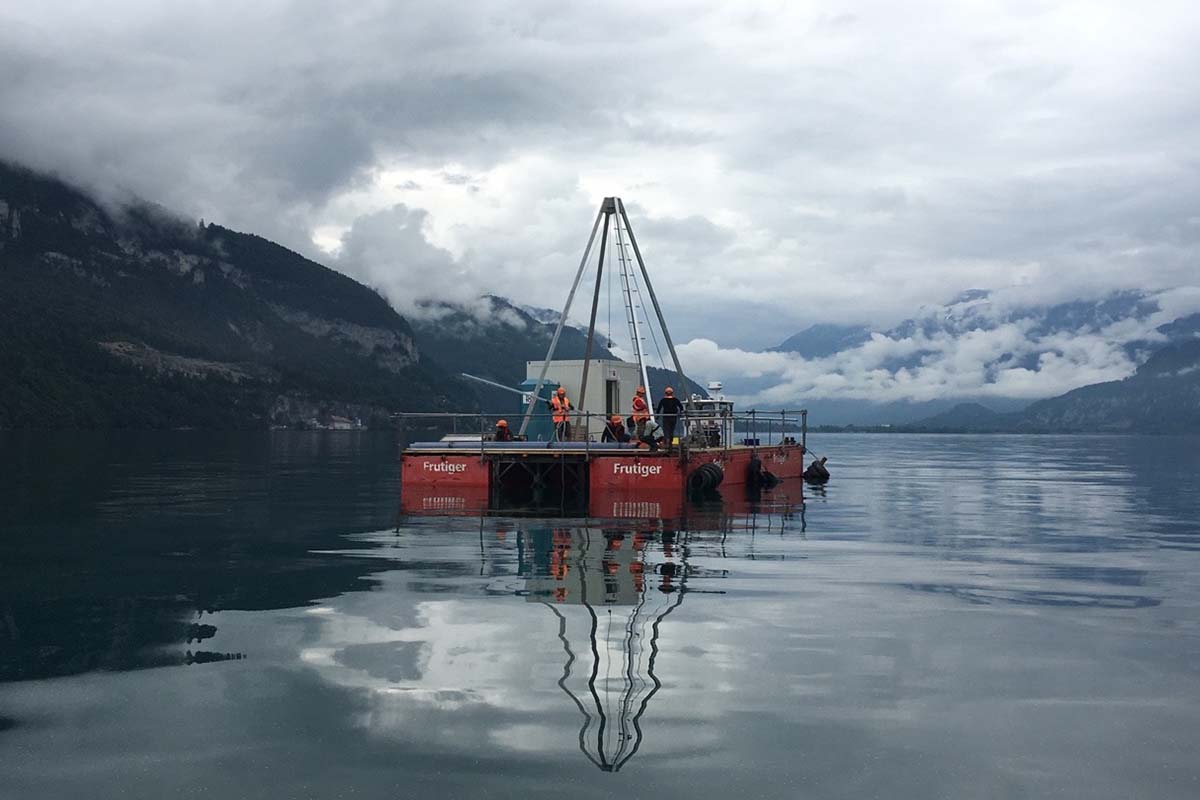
[
  {"left": 525, "top": 527, "right": 687, "bottom": 772},
  {"left": 611, "top": 583, "right": 684, "bottom": 769}
]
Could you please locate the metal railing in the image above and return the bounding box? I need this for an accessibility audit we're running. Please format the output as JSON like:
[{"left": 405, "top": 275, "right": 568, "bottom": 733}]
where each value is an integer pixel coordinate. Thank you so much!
[{"left": 391, "top": 408, "right": 808, "bottom": 458}]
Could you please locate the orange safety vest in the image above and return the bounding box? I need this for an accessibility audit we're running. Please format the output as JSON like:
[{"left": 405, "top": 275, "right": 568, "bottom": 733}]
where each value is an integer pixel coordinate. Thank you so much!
[
  {"left": 550, "top": 395, "right": 571, "bottom": 424},
  {"left": 631, "top": 395, "right": 649, "bottom": 423}
]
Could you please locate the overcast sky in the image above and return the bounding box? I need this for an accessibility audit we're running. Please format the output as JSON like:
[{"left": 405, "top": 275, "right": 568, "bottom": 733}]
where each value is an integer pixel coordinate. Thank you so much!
[{"left": 3, "top": 1, "right": 1199, "bottom": 403}]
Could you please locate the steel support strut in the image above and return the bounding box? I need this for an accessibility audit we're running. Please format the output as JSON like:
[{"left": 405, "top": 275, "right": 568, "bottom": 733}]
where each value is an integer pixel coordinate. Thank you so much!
[
  {"left": 577, "top": 210, "right": 611, "bottom": 432},
  {"left": 520, "top": 207, "right": 605, "bottom": 437}
]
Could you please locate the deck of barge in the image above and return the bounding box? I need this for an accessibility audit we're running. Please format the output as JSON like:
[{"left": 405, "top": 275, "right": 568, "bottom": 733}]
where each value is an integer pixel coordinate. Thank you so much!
[{"left": 403, "top": 440, "right": 686, "bottom": 454}]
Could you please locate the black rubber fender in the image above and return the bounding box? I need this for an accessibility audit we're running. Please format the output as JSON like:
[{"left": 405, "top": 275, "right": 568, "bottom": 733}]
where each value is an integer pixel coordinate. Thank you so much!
[
  {"left": 803, "top": 457, "right": 830, "bottom": 484},
  {"left": 688, "top": 461, "right": 725, "bottom": 491},
  {"left": 747, "top": 455, "right": 763, "bottom": 487}
]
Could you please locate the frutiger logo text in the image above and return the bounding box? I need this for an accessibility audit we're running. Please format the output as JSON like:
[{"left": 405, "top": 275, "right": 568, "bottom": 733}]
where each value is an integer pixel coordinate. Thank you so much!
[
  {"left": 423, "top": 462, "right": 468, "bottom": 473},
  {"left": 613, "top": 463, "right": 663, "bottom": 477}
]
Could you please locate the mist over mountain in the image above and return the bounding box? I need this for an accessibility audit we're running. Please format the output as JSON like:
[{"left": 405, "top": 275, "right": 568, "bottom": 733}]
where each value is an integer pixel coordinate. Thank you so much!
[
  {"left": 774, "top": 288, "right": 1184, "bottom": 366},
  {"left": 681, "top": 286, "right": 1200, "bottom": 426},
  {"left": 907, "top": 339, "right": 1200, "bottom": 433}
]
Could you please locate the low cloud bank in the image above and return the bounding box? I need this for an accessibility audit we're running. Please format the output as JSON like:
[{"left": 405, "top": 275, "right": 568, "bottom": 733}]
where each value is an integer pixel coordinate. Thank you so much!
[{"left": 678, "top": 288, "right": 1200, "bottom": 405}]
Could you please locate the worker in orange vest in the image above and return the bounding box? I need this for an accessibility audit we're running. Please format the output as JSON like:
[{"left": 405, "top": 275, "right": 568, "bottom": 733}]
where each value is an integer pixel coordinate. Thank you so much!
[
  {"left": 631, "top": 386, "right": 650, "bottom": 441},
  {"left": 493, "top": 419, "right": 512, "bottom": 442},
  {"left": 548, "top": 386, "right": 573, "bottom": 441},
  {"left": 601, "top": 414, "right": 630, "bottom": 443}
]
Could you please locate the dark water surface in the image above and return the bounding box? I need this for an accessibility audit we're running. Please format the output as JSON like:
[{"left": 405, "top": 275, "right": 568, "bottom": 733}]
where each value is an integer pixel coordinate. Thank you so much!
[{"left": 2, "top": 432, "right": 1199, "bottom": 798}]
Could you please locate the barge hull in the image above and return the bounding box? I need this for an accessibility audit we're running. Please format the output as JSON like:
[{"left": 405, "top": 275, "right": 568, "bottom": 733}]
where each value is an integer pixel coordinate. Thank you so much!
[{"left": 400, "top": 443, "right": 805, "bottom": 515}]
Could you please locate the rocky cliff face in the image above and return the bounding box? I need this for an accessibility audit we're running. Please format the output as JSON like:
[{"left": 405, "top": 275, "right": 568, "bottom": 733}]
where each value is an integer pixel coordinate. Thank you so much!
[{"left": 0, "top": 161, "right": 463, "bottom": 428}]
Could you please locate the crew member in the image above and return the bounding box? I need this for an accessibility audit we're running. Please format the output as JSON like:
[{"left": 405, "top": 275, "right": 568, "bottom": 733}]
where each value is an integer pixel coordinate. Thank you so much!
[
  {"left": 601, "top": 415, "right": 630, "bottom": 443},
  {"left": 636, "top": 420, "right": 661, "bottom": 451},
  {"left": 493, "top": 419, "right": 512, "bottom": 442},
  {"left": 631, "top": 386, "right": 651, "bottom": 440},
  {"left": 548, "top": 387, "right": 572, "bottom": 441},
  {"left": 655, "top": 386, "right": 684, "bottom": 452}
]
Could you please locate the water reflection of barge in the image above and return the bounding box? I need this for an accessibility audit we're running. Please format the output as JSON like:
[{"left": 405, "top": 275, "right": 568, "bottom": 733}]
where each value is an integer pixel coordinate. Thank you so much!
[
  {"left": 524, "top": 526, "right": 689, "bottom": 772},
  {"left": 400, "top": 197, "right": 812, "bottom": 512},
  {"left": 401, "top": 480, "right": 806, "bottom": 524}
]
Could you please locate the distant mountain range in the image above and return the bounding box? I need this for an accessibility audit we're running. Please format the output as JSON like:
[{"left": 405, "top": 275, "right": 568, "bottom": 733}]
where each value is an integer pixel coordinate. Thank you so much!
[
  {"left": 774, "top": 288, "right": 1183, "bottom": 365},
  {"left": 0, "top": 161, "right": 702, "bottom": 429},
  {"left": 772, "top": 323, "right": 873, "bottom": 359},
  {"left": 770, "top": 288, "right": 1200, "bottom": 430}
]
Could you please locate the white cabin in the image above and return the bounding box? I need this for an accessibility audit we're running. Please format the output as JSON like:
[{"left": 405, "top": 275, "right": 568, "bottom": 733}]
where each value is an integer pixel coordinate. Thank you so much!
[{"left": 527, "top": 358, "right": 646, "bottom": 438}]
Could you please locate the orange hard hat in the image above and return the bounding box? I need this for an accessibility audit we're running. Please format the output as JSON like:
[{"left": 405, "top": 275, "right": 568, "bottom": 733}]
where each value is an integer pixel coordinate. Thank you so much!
[
  {"left": 611, "top": 415, "right": 622, "bottom": 424},
  {"left": 556, "top": 387, "right": 566, "bottom": 395},
  {"left": 664, "top": 386, "right": 674, "bottom": 395},
  {"left": 636, "top": 386, "right": 645, "bottom": 395},
  {"left": 496, "top": 419, "right": 508, "bottom": 427}
]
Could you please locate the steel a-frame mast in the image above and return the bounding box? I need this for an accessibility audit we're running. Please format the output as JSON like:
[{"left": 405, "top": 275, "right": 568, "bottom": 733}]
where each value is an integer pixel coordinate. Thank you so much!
[
  {"left": 518, "top": 197, "right": 688, "bottom": 438},
  {"left": 612, "top": 209, "right": 654, "bottom": 421}
]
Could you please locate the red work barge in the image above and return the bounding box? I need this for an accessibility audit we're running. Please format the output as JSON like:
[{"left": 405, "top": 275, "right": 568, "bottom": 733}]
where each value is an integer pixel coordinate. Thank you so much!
[
  {"left": 399, "top": 196, "right": 817, "bottom": 516},
  {"left": 400, "top": 430, "right": 806, "bottom": 518}
]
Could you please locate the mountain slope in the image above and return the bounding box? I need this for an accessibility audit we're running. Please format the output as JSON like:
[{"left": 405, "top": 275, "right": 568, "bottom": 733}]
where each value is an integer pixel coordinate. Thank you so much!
[
  {"left": 906, "top": 402, "right": 1012, "bottom": 432},
  {"left": 0, "top": 161, "right": 465, "bottom": 428},
  {"left": 772, "top": 323, "right": 872, "bottom": 358},
  {"left": 1015, "top": 340, "right": 1200, "bottom": 433}
]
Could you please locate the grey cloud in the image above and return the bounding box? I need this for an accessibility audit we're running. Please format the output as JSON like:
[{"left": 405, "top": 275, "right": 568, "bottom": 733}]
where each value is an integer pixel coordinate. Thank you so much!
[
  {"left": 634, "top": 211, "right": 737, "bottom": 257},
  {"left": 241, "top": 119, "right": 377, "bottom": 200},
  {"left": 335, "top": 203, "right": 468, "bottom": 312},
  {"left": 0, "top": 3, "right": 620, "bottom": 241},
  {"left": 986, "top": 62, "right": 1072, "bottom": 92}
]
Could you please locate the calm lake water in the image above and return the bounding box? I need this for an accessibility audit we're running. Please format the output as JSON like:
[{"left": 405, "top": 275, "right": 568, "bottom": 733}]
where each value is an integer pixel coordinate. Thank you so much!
[{"left": 2, "top": 432, "right": 1199, "bottom": 799}]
